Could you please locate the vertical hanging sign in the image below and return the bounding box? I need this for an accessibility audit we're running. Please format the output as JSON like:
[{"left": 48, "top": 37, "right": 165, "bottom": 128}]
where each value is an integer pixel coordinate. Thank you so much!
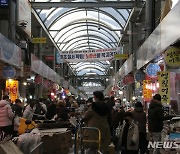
[
  {"left": 6, "top": 79, "right": 18, "bottom": 102},
  {"left": 143, "top": 80, "right": 152, "bottom": 102},
  {"left": 158, "top": 71, "right": 170, "bottom": 104}
]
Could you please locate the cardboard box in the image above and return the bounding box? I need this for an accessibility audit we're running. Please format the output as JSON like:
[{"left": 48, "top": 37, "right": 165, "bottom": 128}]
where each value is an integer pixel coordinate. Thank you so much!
[
  {"left": 0, "top": 141, "right": 23, "bottom": 154},
  {"left": 40, "top": 129, "right": 72, "bottom": 154}
]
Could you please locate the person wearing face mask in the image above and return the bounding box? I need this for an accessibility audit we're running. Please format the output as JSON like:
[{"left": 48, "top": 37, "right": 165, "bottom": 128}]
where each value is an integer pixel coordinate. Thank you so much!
[
  {"left": 118, "top": 112, "right": 139, "bottom": 154},
  {"left": 83, "top": 91, "right": 111, "bottom": 154}
]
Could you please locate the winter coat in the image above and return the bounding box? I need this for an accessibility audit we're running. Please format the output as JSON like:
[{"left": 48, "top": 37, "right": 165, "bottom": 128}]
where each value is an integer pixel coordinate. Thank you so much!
[
  {"left": 148, "top": 99, "right": 173, "bottom": 132},
  {"left": 112, "top": 108, "right": 125, "bottom": 128},
  {"left": 56, "top": 105, "right": 69, "bottom": 121},
  {"left": 23, "top": 105, "right": 35, "bottom": 121},
  {"left": 83, "top": 101, "right": 111, "bottom": 151},
  {"left": 132, "top": 107, "right": 146, "bottom": 133},
  {"left": 11, "top": 104, "right": 23, "bottom": 117},
  {"left": 118, "top": 121, "right": 139, "bottom": 150},
  {"left": 46, "top": 103, "right": 57, "bottom": 120},
  {"left": 0, "top": 100, "right": 14, "bottom": 127}
]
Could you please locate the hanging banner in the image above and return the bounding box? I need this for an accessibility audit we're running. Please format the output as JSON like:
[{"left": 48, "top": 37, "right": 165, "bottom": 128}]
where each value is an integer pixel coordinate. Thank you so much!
[
  {"left": 0, "top": 33, "right": 22, "bottom": 67},
  {"left": 58, "top": 47, "right": 121, "bottom": 63},
  {"left": 157, "top": 71, "right": 170, "bottom": 104},
  {"left": 143, "top": 80, "right": 152, "bottom": 102},
  {"left": 6, "top": 79, "right": 18, "bottom": 102}
]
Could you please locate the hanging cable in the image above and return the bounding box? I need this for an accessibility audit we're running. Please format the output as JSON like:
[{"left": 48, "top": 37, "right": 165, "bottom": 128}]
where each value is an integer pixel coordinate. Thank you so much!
[{"left": 98, "top": 7, "right": 100, "bottom": 30}]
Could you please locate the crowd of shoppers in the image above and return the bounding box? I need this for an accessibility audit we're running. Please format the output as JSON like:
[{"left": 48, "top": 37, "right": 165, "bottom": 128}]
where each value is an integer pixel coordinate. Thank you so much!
[{"left": 0, "top": 92, "right": 176, "bottom": 154}]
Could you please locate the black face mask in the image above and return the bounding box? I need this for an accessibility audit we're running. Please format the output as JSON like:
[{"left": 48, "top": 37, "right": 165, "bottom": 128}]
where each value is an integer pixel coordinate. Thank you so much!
[{"left": 124, "top": 119, "right": 129, "bottom": 123}]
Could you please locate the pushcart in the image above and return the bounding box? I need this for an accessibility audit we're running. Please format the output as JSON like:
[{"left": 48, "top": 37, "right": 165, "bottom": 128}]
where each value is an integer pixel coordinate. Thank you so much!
[{"left": 75, "top": 126, "right": 101, "bottom": 154}]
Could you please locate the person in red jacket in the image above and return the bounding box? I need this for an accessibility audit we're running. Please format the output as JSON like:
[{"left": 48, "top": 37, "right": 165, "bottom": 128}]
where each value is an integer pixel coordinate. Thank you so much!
[{"left": 0, "top": 95, "right": 14, "bottom": 137}]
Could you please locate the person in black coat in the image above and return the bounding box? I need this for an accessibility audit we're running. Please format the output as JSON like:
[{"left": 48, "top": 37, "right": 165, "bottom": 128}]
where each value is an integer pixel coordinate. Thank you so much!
[
  {"left": 148, "top": 94, "right": 174, "bottom": 154},
  {"left": 11, "top": 99, "right": 23, "bottom": 117},
  {"left": 56, "top": 100, "right": 69, "bottom": 121},
  {"left": 132, "top": 102, "right": 147, "bottom": 154}
]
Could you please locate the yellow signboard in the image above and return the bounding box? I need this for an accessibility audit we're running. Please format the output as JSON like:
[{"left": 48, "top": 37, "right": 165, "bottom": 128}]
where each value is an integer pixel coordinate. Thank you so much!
[
  {"left": 143, "top": 80, "right": 152, "bottom": 101},
  {"left": 157, "top": 71, "right": 170, "bottom": 104},
  {"left": 6, "top": 79, "right": 18, "bottom": 102},
  {"left": 32, "top": 37, "right": 47, "bottom": 44},
  {"left": 114, "top": 54, "right": 129, "bottom": 60},
  {"left": 164, "top": 47, "right": 180, "bottom": 68}
]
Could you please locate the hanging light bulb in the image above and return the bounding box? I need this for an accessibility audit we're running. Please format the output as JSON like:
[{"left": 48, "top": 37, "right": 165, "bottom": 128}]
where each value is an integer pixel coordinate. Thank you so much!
[
  {"left": 156, "top": 82, "right": 159, "bottom": 88},
  {"left": 119, "top": 90, "right": 123, "bottom": 95},
  {"left": 150, "top": 83, "right": 153, "bottom": 90}
]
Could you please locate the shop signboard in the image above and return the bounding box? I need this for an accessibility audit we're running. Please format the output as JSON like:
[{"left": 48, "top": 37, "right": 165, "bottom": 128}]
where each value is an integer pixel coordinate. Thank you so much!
[
  {"left": 2, "top": 66, "right": 16, "bottom": 79},
  {"left": 32, "top": 37, "right": 47, "bottom": 44},
  {"left": 56, "top": 51, "right": 62, "bottom": 64},
  {"left": 157, "top": 71, "right": 170, "bottom": 104},
  {"left": 0, "top": 33, "right": 22, "bottom": 67},
  {"left": 6, "top": 79, "right": 18, "bottom": 102},
  {"left": 146, "top": 63, "right": 161, "bottom": 77},
  {"left": 164, "top": 47, "right": 180, "bottom": 68},
  {"left": 135, "top": 70, "right": 145, "bottom": 82},
  {"left": 0, "top": 0, "right": 9, "bottom": 7},
  {"left": 114, "top": 54, "right": 129, "bottom": 60},
  {"left": 45, "top": 55, "right": 54, "bottom": 61},
  {"left": 143, "top": 80, "right": 152, "bottom": 102}
]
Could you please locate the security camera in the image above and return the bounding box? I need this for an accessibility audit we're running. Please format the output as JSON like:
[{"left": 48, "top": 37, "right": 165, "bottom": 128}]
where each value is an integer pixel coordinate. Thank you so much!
[{"left": 18, "top": 20, "right": 28, "bottom": 29}]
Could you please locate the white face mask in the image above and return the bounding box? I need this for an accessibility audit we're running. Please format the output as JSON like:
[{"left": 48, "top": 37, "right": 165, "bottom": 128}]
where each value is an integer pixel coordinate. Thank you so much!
[{"left": 93, "top": 98, "right": 96, "bottom": 102}]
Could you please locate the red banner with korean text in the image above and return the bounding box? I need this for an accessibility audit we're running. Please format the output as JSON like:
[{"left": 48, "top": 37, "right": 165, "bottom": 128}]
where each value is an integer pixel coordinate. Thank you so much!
[{"left": 157, "top": 71, "right": 170, "bottom": 104}]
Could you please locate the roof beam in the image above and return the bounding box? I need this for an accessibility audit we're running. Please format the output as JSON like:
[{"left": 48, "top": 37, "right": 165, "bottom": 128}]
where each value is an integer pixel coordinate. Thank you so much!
[
  {"left": 31, "top": 1, "right": 134, "bottom": 9},
  {"left": 68, "top": 75, "right": 110, "bottom": 78}
]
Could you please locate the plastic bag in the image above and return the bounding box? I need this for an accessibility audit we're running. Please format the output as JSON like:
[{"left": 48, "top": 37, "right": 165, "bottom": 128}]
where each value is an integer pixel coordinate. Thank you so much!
[{"left": 17, "top": 128, "right": 41, "bottom": 154}]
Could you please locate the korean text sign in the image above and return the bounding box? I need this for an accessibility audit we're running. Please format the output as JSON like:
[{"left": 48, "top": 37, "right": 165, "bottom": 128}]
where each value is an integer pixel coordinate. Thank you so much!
[{"left": 158, "top": 71, "right": 170, "bottom": 103}]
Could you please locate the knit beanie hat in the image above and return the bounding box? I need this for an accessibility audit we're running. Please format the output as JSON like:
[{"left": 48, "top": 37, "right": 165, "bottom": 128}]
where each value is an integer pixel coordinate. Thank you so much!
[
  {"left": 153, "top": 94, "right": 161, "bottom": 101},
  {"left": 135, "top": 101, "right": 143, "bottom": 108}
]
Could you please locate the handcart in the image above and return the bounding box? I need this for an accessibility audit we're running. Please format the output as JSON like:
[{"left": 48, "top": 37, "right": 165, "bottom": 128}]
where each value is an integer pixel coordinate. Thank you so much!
[{"left": 75, "top": 126, "right": 102, "bottom": 154}]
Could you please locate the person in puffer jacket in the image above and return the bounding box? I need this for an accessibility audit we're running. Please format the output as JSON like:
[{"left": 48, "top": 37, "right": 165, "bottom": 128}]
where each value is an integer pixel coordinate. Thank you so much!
[
  {"left": 0, "top": 95, "right": 14, "bottom": 136},
  {"left": 23, "top": 100, "right": 36, "bottom": 121}
]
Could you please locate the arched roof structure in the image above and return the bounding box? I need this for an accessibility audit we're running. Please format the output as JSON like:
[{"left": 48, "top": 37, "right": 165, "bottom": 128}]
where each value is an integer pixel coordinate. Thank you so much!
[{"left": 31, "top": 0, "right": 134, "bottom": 92}]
